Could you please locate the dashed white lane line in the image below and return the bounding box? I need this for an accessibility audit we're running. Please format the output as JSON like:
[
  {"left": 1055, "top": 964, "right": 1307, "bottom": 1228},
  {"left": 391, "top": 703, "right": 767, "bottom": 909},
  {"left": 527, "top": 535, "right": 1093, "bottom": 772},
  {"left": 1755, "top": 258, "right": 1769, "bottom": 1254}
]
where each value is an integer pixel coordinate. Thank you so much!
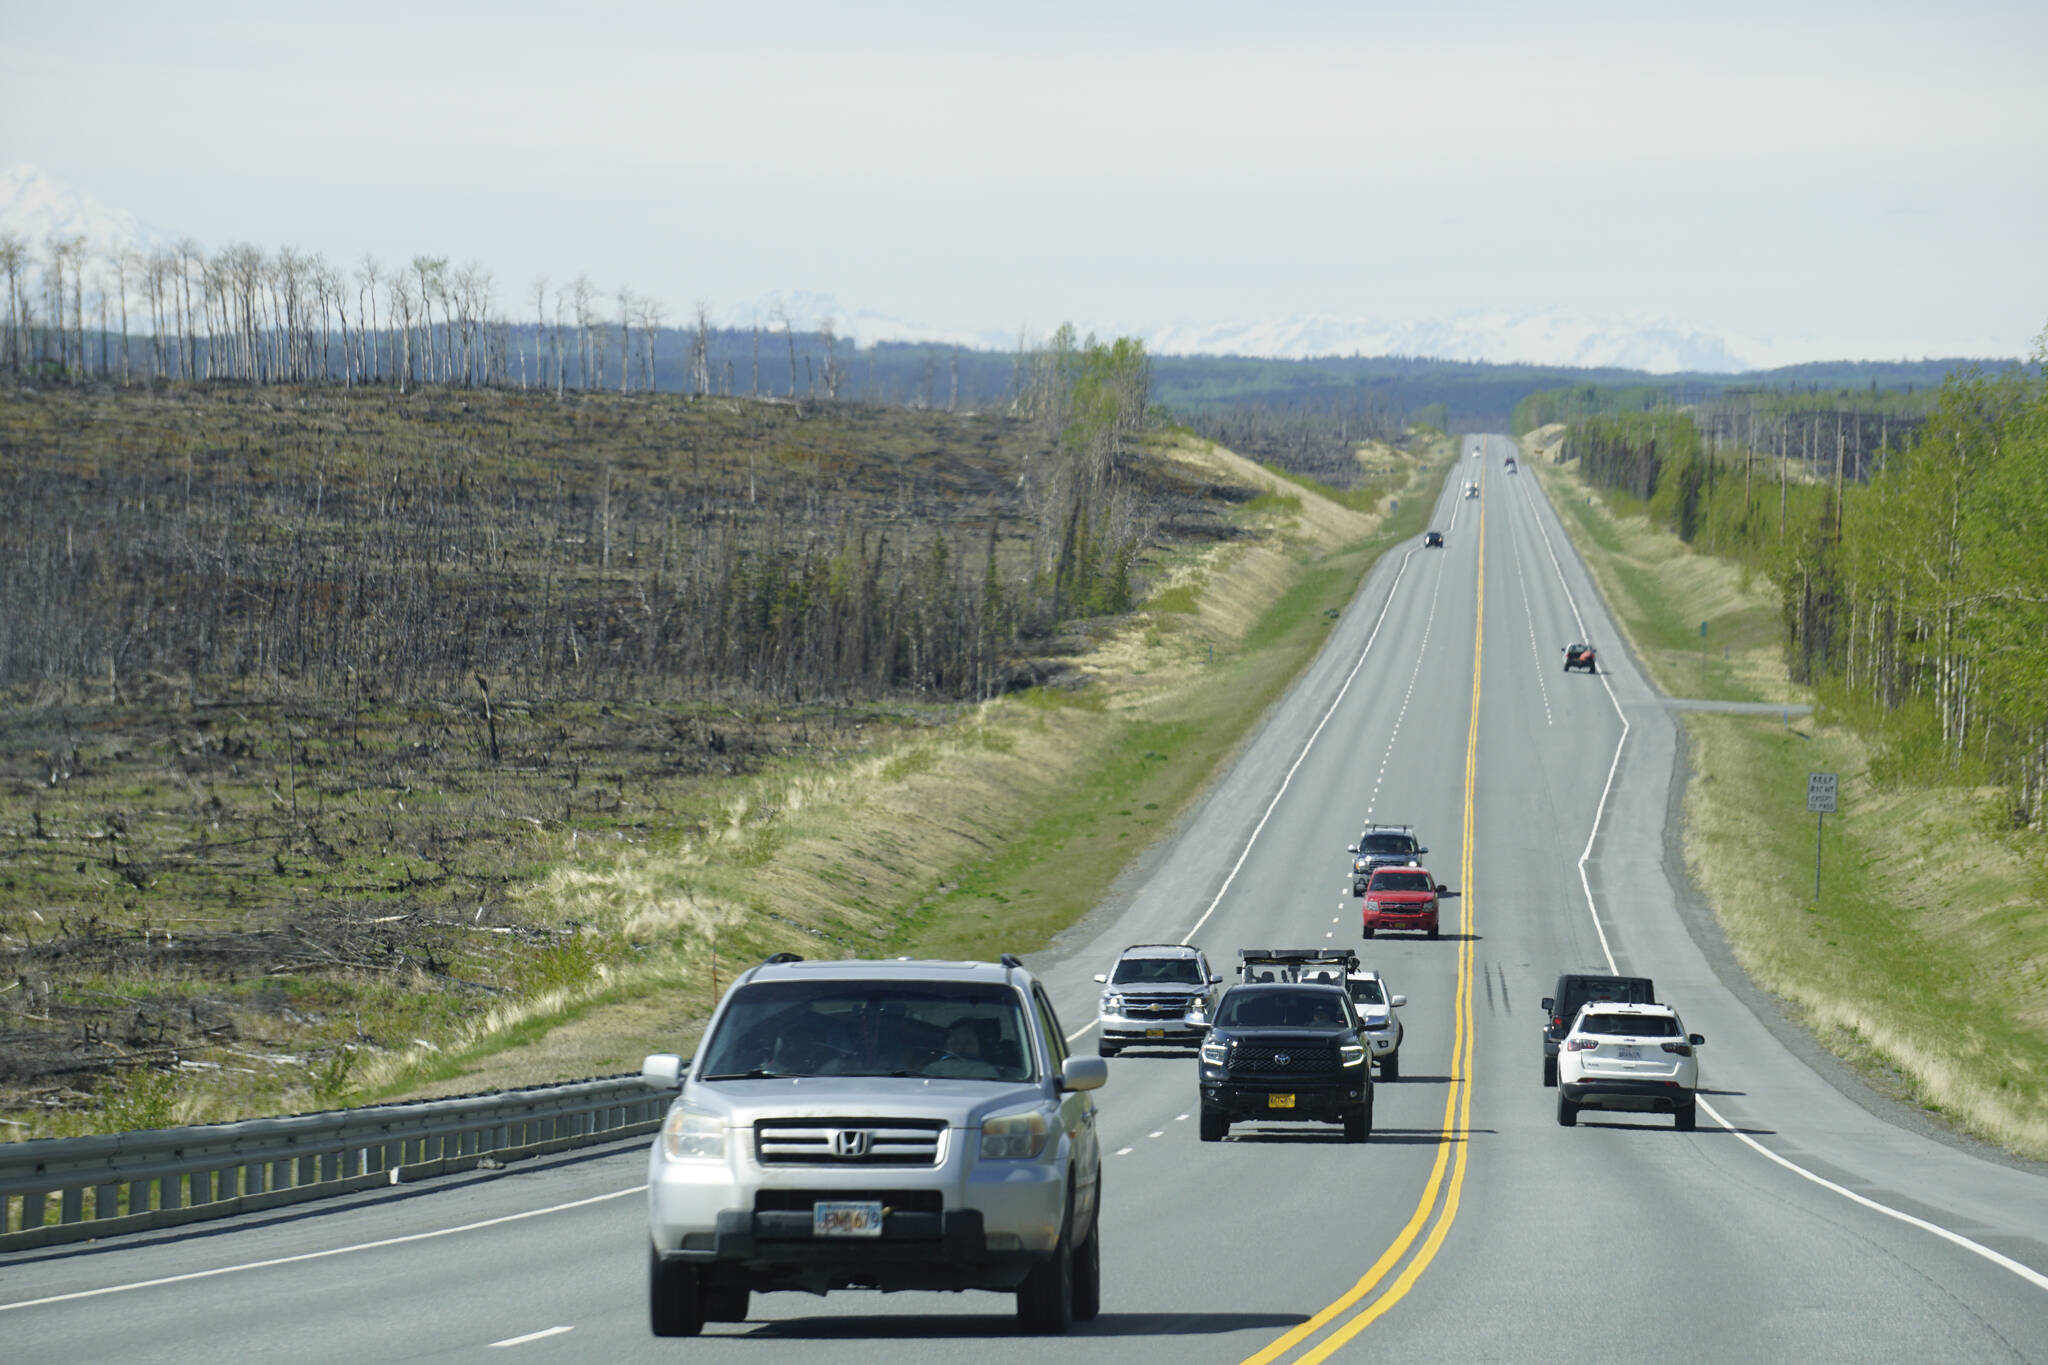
[
  {"left": 1362, "top": 537, "right": 1452, "bottom": 822},
  {"left": 492, "top": 1326, "right": 574, "bottom": 1348},
  {"left": 1115, "top": 1146, "right": 1135, "bottom": 1157},
  {"left": 1175, "top": 1113, "right": 1190, "bottom": 1121},
  {"left": 1148, "top": 1131, "right": 1165, "bottom": 1139}
]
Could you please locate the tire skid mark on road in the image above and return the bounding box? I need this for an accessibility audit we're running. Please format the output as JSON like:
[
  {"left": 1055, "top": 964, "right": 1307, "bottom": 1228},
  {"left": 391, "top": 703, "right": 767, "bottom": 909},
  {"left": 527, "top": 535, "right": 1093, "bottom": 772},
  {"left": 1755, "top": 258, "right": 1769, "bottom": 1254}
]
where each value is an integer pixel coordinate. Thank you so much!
[
  {"left": 1240, "top": 467, "right": 1488, "bottom": 1365},
  {"left": 1521, "top": 462, "right": 2048, "bottom": 1298}
]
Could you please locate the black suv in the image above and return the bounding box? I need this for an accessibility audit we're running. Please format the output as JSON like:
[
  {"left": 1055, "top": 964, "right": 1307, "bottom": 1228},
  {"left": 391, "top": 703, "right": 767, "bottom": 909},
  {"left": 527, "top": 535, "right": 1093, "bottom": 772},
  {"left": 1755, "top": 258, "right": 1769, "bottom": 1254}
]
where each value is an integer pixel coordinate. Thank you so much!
[
  {"left": 1347, "top": 824, "right": 1426, "bottom": 896},
  {"left": 1199, "top": 971, "right": 1373, "bottom": 1143},
  {"left": 1539, "top": 972, "right": 1655, "bottom": 1086}
]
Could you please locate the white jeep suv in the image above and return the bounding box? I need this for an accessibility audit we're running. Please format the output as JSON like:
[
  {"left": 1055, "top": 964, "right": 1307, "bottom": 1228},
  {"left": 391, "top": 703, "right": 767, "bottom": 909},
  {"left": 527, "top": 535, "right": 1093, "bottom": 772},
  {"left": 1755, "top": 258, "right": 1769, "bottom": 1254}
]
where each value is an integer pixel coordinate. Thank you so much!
[
  {"left": 1555, "top": 1001, "right": 1704, "bottom": 1130},
  {"left": 641, "top": 953, "right": 1107, "bottom": 1336}
]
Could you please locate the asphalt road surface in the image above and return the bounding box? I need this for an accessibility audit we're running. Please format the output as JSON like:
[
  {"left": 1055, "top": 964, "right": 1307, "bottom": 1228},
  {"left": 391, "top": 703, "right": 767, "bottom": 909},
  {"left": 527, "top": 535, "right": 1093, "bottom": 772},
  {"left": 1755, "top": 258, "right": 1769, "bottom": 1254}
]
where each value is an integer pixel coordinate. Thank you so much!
[{"left": 7, "top": 435, "right": 2046, "bottom": 1363}]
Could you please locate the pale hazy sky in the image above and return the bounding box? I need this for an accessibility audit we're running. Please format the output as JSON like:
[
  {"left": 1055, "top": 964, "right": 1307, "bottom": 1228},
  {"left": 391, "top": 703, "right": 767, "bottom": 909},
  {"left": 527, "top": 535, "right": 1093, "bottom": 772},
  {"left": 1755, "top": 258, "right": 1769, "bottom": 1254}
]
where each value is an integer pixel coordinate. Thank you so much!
[{"left": 3, "top": 0, "right": 2043, "bottom": 359}]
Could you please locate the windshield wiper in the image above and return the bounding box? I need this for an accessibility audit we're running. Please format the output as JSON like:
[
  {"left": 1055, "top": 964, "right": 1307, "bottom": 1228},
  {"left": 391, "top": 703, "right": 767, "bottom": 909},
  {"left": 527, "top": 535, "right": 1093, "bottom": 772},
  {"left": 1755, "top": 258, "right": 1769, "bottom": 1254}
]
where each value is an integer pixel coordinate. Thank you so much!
[{"left": 699, "top": 1068, "right": 791, "bottom": 1080}]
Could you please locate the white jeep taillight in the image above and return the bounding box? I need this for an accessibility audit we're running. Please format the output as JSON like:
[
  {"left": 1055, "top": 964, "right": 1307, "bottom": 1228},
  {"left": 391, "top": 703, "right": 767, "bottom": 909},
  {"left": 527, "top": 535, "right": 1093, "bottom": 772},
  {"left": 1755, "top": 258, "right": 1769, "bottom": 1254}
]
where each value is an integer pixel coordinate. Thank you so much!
[
  {"left": 1660, "top": 1042, "right": 1693, "bottom": 1056},
  {"left": 1564, "top": 1038, "right": 1599, "bottom": 1052}
]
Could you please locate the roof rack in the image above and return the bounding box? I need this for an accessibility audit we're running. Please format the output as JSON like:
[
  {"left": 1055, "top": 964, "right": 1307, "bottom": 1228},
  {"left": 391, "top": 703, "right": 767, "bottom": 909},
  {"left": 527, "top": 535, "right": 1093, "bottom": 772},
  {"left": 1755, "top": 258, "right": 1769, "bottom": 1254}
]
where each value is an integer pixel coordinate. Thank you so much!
[
  {"left": 1356, "top": 823, "right": 1414, "bottom": 833},
  {"left": 1236, "top": 947, "right": 1360, "bottom": 980},
  {"left": 999, "top": 953, "right": 1024, "bottom": 970},
  {"left": 761, "top": 952, "right": 804, "bottom": 966},
  {"left": 1119, "top": 943, "right": 1196, "bottom": 952}
]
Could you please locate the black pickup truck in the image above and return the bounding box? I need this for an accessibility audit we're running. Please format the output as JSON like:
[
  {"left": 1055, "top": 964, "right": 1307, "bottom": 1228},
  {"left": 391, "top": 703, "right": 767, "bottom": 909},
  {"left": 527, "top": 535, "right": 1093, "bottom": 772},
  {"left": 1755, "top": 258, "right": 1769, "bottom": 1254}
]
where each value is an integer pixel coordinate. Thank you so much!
[
  {"left": 1540, "top": 972, "right": 1656, "bottom": 1086},
  {"left": 1200, "top": 972, "right": 1373, "bottom": 1143}
]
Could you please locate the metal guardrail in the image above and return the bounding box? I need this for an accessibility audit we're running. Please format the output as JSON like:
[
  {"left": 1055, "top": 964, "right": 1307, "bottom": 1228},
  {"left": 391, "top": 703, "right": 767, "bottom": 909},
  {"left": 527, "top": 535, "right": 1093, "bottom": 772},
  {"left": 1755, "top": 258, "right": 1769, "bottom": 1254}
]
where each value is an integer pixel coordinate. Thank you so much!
[{"left": 0, "top": 1075, "right": 667, "bottom": 1253}]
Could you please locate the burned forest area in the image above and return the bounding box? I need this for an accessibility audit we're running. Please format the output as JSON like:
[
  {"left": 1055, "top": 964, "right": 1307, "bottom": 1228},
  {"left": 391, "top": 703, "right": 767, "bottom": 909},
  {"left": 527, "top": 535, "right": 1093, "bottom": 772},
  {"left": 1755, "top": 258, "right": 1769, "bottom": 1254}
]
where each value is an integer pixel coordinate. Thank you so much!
[{"left": 0, "top": 384, "right": 1254, "bottom": 1132}]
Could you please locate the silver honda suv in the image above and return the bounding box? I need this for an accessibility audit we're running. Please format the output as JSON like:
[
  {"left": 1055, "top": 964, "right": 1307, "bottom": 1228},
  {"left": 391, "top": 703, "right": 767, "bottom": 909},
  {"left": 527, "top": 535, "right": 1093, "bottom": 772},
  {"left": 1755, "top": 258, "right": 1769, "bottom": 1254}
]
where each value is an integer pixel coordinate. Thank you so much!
[
  {"left": 1093, "top": 943, "right": 1220, "bottom": 1056},
  {"left": 641, "top": 953, "right": 1107, "bottom": 1336}
]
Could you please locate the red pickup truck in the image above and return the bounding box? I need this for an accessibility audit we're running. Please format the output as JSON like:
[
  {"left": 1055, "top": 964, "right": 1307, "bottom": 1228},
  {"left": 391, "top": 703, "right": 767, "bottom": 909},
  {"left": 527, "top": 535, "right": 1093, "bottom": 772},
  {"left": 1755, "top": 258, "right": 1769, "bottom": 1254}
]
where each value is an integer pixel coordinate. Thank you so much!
[{"left": 1360, "top": 867, "right": 1455, "bottom": 940}]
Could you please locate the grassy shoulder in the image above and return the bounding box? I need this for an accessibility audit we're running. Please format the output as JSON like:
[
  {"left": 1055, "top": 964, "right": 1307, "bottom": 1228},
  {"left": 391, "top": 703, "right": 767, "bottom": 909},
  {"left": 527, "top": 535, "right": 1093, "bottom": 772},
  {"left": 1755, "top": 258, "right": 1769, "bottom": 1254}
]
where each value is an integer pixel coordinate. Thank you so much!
[
  {"left": 340, "top": 432, "right": 1449, "bottom": 1104},
  {"left": 1525, "top": 432, "right": 2048, "bottom": 1159}
]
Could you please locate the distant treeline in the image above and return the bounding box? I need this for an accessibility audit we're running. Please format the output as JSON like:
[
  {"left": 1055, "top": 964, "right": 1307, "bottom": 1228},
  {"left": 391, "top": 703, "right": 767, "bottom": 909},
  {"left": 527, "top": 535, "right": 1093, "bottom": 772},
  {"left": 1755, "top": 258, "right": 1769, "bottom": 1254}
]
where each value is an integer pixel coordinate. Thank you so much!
[{"left": 1556, "top": 361, "right": 2048, "bottom": 824}]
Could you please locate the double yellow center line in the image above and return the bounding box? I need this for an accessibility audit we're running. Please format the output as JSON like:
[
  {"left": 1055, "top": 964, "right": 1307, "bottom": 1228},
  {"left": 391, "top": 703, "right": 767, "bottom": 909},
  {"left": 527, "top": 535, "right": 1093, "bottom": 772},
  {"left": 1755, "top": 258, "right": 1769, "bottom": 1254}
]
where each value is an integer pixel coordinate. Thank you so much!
[{"left": 1240, "top": 490, "right": 1484, "bottom": 1365}]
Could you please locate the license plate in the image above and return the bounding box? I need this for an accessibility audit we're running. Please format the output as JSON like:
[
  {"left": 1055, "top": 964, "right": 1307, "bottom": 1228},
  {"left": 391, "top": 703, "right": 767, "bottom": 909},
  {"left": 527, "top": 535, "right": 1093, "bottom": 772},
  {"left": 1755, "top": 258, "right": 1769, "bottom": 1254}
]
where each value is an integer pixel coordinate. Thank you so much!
[
  {"left": 813, "top": 1201, "right": 884, "bottom": 1238},
  {"left": 1619, "top": 1047, "right": 1641, "bottom": 1060},
  {"left": 1145, "top": 1028, "right": 1165, "bottom": 1038},
  {"left": 1267, "top": 1093, "right": 1296, "bottom": 1109}
]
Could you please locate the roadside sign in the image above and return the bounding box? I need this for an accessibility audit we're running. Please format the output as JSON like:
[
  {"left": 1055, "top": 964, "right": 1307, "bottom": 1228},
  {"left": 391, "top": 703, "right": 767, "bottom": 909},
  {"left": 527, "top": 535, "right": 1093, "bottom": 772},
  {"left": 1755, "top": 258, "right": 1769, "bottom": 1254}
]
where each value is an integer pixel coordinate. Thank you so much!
[{"left": 1807, "top": 772, "right": 1837, "bottom": 814}]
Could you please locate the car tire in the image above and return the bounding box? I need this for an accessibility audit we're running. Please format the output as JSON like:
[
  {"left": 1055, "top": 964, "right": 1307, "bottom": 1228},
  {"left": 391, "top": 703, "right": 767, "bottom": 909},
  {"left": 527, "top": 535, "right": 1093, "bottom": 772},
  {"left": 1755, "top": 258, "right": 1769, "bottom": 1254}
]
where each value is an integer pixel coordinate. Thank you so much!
[
  {"left": 1542, "top": 1055, "right": 1557, "bottom": 1088},
  {"left": 702, "top": 1284, "right": 750, "bottom": 1323},
  {"left": 1556, "top": 1092, "right": 1578, "bottom": 1127},
  {"left": 1380, "top": 1053, "right": 1399, "bottom": 1082},
  {"left": 1344, "top": 1104, "right": 1371, "bottom": 1143},
  {"left": 1017, "top": 1203, "right": 1075, "bottom": 1334},
  {"left": 1199, "top": 1105, "right": 1228, "bottom": 1142},
  {"left": 1071, "top": 1201, "right": 1101, "bottom": 1322},
  {"left": 1097, "top": 1041, "right": 1119, "bottom": 1058},
  {"left": 649, "top": 1246, "right": 706, "bottom": 1337},
  {"left": 1361, "top": 926, "right": 1375, "bottom": 940},
  {"left": 1674, "top": 1100, "right": 1697, "bottom": 1132},
  {"left": 1427, "top": 924, "right": 1440, "bottom": 940}
]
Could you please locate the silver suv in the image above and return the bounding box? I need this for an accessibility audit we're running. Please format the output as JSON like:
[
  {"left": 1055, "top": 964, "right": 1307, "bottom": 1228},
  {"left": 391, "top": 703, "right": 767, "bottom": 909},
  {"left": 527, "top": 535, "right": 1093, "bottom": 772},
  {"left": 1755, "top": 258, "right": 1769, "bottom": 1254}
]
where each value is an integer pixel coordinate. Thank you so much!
[
  {"left": 1093, "top": 943, "right": 1220, "bottom": 1056},
  {"left": 640, "top": 953, "right": 1107, "bottom": 1336}
]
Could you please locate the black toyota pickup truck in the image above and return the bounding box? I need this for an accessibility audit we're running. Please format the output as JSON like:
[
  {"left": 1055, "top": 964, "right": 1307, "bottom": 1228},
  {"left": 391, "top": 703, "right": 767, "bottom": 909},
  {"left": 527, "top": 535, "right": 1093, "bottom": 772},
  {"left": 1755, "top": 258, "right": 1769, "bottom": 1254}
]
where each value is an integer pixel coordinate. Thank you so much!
[
  {"left": 1540, "top": 972, "right": 1655, "bottom": 1086},
  {"left": 1199, "top": 979, "right": 1373, "bottom": 1143}
]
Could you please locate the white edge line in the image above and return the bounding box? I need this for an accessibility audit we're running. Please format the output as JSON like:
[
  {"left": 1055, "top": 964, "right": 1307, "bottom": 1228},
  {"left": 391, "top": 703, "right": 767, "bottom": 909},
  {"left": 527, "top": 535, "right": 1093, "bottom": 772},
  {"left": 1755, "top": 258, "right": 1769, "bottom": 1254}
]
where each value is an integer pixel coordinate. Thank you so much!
[
  {"left": 0, "top": 1186, "right": 647, "bottom": 1313},
  {"left": 1065, "top": 542, "right": 1420, "bottom": 1043},
  {"left": 1526, "top": 463, "right": 2048, "bottom": 1297}
]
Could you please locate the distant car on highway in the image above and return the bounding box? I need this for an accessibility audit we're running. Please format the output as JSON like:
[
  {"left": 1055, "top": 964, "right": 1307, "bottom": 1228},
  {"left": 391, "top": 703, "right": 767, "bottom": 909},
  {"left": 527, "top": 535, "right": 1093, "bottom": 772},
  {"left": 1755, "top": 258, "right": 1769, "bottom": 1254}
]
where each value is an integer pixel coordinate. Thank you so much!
[
  {"left": 1563, "top": 642, "right": 1598, "bottom": 673},
  {"left": 1347, "top": 824, "right": 1426, "bottom": 895},
  {"left": 1359, "top": 865, "right": 1453, "bottom": 939},
  {"left": 1504, "top": 456, "right": 1517, "bottom": 473},
  {"left": 1540, "top": 972, "right": 1656, "bottom": 1086},
  {"left": 1464, "top": 481, "right": 1480, "bottom": 498},
  {"left": 1423, "top": 530, "right": 1444, "bottom": 548},
  {"left": 641, "top": 952, "right": 1106, "bottom": 1335},
  {"left": 1093, "top": 943, "right": 1219, "bottom": 1056},
  {"left": 1555, "top": 1000, "right": 1704, "bottom": 1130}
]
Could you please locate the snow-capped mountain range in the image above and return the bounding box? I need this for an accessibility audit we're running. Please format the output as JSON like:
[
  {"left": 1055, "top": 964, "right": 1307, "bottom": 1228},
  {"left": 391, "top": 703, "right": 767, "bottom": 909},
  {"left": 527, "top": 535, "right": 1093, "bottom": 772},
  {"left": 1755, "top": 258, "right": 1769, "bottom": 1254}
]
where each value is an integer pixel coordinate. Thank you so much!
[
  {"left": 0, "top": 164, "right": 157, "bottom": 255},
  {"left": 3, "top": 163, "right": 1780, "bottom": 373}
]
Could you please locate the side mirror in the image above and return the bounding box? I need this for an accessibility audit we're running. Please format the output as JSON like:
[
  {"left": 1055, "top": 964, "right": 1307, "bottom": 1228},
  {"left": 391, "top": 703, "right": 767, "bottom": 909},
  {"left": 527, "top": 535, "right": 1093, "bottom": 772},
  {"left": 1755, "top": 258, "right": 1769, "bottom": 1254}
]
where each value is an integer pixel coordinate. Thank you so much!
[
  {"left": 1540, "top": 997, "right": 1555, "bottom": 1014},
  {"left": 1436, "top": 883, "right": 1450, "bottom": 894},
  {"left": 1092, "top": 973, "right": 1107, "bottom": 984},
  {"left": 1209, "top": 975, "right": 1223, "bottom": 985},
  {"left": 1390, "top": 994, "right": 1408, "bottom": 1008},
  {"left": 642, "top": 1053, "right": 684, "bottom": 1089},
  {"left": 1417, "top": 847, "right": 1428, "bottom": 855},
  {"left": 1689, "top": 1034, "right": 1706, "bottom": 1047},
  {"left": 1059, "top": 1056, "right": 1108, "bottom": 1093},
  {"left": 1346, "top": 844, "right": 1359, "bottom": 854}
]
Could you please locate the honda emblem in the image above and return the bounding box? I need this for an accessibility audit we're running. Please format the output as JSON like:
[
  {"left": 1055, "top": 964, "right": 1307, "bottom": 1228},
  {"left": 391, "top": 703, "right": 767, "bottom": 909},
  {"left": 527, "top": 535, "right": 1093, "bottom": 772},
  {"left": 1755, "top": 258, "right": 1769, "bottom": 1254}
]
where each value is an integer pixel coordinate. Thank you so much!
[{"left": 831, "top": 1129, "right": 872, "bottom": 1159}]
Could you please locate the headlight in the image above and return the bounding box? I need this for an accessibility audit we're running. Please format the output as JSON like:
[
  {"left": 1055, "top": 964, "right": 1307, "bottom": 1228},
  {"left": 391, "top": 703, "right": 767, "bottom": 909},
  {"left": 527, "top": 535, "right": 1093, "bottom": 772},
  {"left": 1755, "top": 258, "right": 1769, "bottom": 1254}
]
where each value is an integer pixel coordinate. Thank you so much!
[
  {"left": 1199, "top": 1038, "right": 1229, "bottom": 1066},
  {"left": 1362, "top": 1015, "right": 1390, "bottom": 1032},
  {"left": 1340, "top": 1043, "right": 1368, "bottom": 1068},
  {"left": 659, "top": 1105, "right": 726, "bottom": 1161},
  {"left": 980, "top": 1107, "right": 1052, "bottom": 1160},
  {"left": 1364, "top": 899, "right": 1381, "bottom": 911},
  {"left": 1101, "top": 993, "right": 1123, "bottom": 1012}
]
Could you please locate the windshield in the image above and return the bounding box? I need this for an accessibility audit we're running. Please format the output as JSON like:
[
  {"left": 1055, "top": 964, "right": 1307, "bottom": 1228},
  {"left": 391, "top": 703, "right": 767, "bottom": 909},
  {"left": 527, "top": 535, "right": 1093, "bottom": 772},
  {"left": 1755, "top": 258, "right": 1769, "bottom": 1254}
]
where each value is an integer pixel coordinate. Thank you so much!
[
  {"left": 1370, "top": 871, "right": 1434, "bottom": 893},
  {"left": 1110, "top": 956, "right": 1202, "bottom": 986},
  {"left": 1350, "top": 979, "right": 1386, "bottom": 1007},
  {"left": 1578, "top": 1012, "right": 1678, "bottom": 1038},
  {"left": 1215, "top": 988, "right": 1353, "bottom": 1029},
  {"left": 699, "top": 980, "right": 1035, "bottom": 1081},
  {"left": 1359, "top": 833, "right": 1415, "bottom": 854}
]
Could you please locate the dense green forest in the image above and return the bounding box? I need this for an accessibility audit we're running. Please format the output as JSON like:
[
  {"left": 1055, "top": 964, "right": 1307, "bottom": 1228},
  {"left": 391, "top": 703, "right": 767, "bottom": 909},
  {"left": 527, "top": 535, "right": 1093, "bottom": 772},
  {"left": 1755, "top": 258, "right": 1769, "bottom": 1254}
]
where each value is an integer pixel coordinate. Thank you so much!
[{"left": 1555, "top": 362, "right": 2048, "bottom": 824}]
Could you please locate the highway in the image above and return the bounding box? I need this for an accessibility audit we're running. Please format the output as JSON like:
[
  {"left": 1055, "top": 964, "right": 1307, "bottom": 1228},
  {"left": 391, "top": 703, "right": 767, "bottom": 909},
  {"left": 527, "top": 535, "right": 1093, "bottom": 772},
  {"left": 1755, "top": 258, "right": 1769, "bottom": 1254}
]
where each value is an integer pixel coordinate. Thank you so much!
[{"left": 6, "top": 435, "right": 2046, "bottom": 1362}]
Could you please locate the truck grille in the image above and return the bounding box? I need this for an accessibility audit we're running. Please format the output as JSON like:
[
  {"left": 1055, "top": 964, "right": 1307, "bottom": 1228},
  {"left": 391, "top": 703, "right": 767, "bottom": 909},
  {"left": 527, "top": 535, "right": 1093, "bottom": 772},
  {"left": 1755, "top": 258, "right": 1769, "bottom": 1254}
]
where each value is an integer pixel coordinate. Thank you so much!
[
  {"left": 1121, "top": 995, "right": 1193, "bottom": 1018},
  {"left": 1227, "top": 1042, "right": 1340, "bottom": 1075},
  {"left": 754, "top": 1118, "right": 947, "bottom": 1167}
]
